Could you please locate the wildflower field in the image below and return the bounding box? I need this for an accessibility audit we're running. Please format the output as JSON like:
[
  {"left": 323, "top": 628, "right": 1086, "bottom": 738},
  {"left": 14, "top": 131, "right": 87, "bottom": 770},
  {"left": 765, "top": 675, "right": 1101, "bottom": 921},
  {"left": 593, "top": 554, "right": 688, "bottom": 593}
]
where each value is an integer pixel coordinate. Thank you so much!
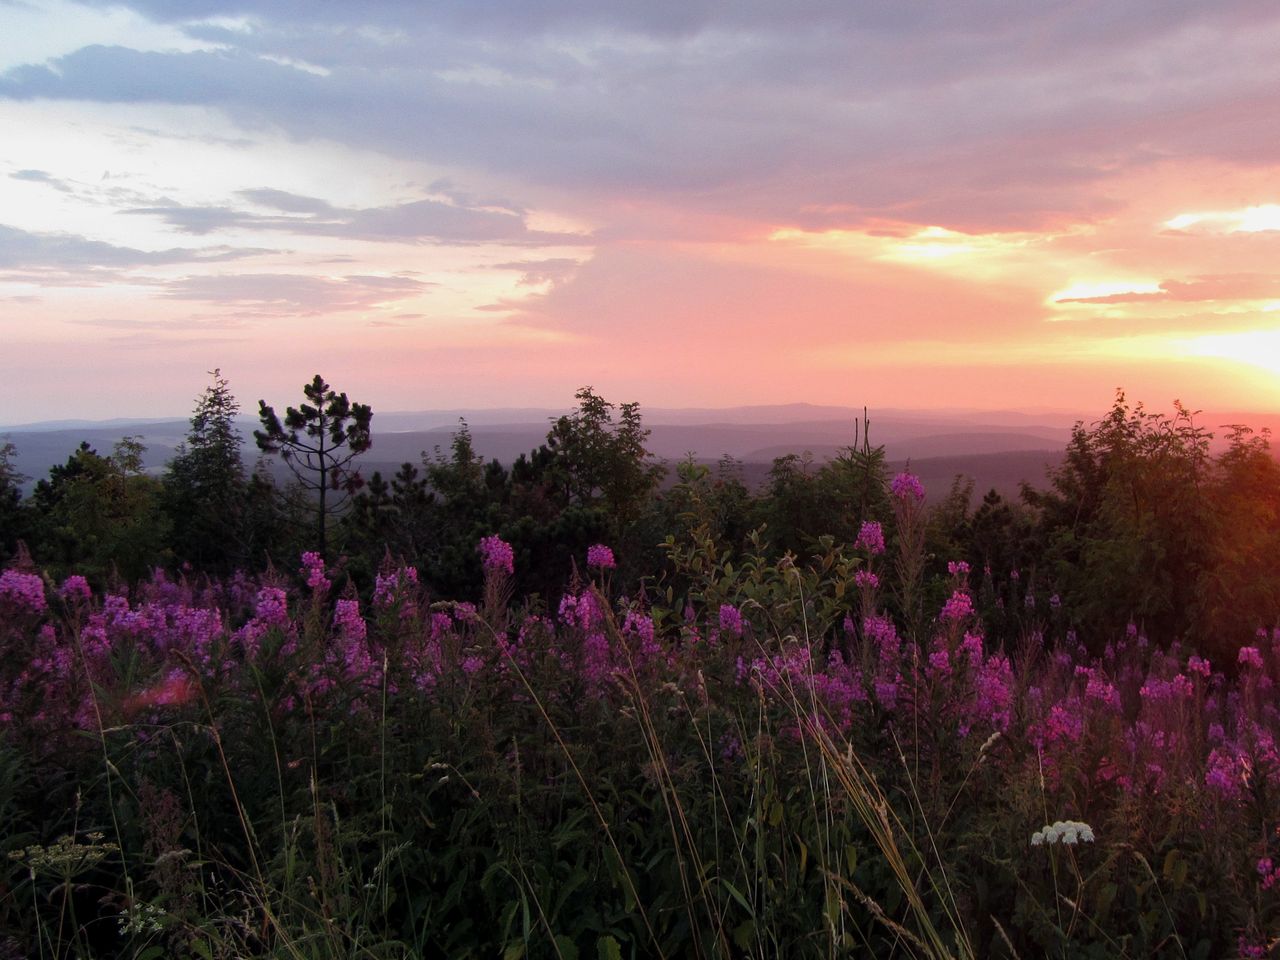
[{"left": 2, "top": 385, "right": 1280, "bottom": 957}]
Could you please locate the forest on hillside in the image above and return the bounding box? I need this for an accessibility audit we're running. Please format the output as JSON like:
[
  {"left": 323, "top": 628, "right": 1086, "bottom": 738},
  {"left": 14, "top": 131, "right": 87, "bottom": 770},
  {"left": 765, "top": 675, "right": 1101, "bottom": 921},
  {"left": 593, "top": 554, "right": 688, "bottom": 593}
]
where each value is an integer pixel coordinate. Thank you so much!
[{"left": 3, "top": 374, "right": 1280, "bottom": 957}]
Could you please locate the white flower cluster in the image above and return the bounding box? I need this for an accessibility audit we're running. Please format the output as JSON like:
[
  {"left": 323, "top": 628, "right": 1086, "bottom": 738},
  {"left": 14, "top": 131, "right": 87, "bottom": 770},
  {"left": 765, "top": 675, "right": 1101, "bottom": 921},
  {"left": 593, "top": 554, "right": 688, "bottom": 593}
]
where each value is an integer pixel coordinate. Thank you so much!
[{"left": 1030, "top": 820, "right": 1095, "bottom": 846}]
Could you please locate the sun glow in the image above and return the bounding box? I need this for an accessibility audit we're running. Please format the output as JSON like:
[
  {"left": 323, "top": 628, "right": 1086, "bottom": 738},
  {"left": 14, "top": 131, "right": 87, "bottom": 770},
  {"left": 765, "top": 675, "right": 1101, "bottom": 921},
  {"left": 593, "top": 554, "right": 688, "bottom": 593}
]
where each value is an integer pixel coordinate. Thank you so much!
[
  {"left": 1048, "top": 279, "right": 1163, "bottom": 305},
  {"left": 1165, "top": 204, "right": 1280, "bottom": 234},
  {"left": 1178, "top": 329, "right": 1280, "bottom": 375}
]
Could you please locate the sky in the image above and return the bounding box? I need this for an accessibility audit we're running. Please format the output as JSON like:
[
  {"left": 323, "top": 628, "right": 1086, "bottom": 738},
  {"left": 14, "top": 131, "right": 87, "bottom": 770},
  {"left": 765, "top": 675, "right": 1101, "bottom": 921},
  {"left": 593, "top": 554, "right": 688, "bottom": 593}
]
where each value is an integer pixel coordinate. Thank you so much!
[{"left": 4, "top": 0, "right": 1280, "bottom": 424}]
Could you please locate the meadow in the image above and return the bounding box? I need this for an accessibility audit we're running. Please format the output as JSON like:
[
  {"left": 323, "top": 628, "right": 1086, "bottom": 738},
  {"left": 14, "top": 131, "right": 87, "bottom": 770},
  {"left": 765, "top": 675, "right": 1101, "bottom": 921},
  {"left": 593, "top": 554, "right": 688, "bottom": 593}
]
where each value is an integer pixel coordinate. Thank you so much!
[{"left": 1, "top": 384, "right": 1279, "bottom": 958}]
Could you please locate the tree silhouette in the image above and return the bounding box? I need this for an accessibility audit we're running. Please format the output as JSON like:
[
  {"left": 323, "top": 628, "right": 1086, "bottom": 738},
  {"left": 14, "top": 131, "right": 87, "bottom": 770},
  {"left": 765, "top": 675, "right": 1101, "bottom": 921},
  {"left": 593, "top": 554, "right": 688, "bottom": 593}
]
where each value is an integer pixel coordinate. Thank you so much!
[
  {"left": 255, "top": 374, "right": 372, "bottom": 559},
  {"left": 164, "top": 369, "right": 246, "bottom": 571}
]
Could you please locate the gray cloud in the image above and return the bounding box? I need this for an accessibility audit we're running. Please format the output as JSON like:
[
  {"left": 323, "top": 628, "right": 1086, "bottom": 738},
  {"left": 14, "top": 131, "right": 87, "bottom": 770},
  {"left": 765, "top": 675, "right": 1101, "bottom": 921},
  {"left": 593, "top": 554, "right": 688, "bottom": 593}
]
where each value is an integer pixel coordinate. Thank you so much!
[
  {"left": 4, "top": 4, "right": 1280, "bottom": 233},
  {"left": 0, "top": 223, "right": 269, "bottom": 282},
  {"left": 125, "top": 189, "right": 586, "bottom": 244},
  {"left": 157, "top": 271, "right": 434, "bottom": 313},
  {"left": 10, "top": 169, "right": 74, "bottom": 192},
  {"left": 492, "top": 257, "right": 582, "bottom": 285}
]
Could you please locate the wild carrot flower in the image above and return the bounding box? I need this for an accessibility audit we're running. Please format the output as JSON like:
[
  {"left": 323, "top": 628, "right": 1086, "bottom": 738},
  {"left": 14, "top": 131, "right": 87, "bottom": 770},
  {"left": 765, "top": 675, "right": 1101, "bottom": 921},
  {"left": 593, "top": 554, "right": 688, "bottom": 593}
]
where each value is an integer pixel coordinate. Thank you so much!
[{"left": 1030, "top": 820, "right": 1095, "bottom": 846}]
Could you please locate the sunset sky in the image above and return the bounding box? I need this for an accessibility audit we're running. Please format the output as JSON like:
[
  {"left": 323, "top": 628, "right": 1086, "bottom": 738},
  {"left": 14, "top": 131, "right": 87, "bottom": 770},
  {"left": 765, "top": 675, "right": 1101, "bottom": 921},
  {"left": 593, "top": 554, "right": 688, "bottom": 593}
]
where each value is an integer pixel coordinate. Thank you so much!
[{"left": 4, "top": 1, "right": 1280, "bottom": 423}]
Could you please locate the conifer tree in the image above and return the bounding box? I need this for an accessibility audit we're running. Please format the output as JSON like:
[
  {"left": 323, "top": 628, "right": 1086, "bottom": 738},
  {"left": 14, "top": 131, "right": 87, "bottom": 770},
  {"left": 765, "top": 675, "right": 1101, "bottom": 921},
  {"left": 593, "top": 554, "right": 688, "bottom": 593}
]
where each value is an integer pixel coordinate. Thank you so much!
[
  {"left": 255, "top": 374, "right": 372, "bottom": 559},
  {"left": 164, "top": 369, "right": 246, "bottom": 571}
]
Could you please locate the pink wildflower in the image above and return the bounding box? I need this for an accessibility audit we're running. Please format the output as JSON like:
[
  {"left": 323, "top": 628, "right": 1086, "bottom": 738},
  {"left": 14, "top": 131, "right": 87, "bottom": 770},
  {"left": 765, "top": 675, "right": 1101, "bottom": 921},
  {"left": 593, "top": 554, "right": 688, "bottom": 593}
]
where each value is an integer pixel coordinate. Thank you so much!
[
  {"left": 59, "top": 575, "right": 92, "bottom": 604},
  {"left": 586, "top": 544, "right": 616, "bottom": 570},
  {"left": 890, "top": 472, "right": 925, "bottom": 503},
  {"left": 478, "top": 535, "right": 514, "bottom": 576},
  {"left": 939, "top": 590, "right": 973, "bottom": 624},
  {"left": 1239, "top": 646, "right": 1264, "bottom": 670},
  {"left": 0, "top": 570, "right": 46, "bottom": 614},
  {"left": 719, "top": 604, "right": 744, "bottom": 638},
  {"left": 300, "top": 551, "right": 331, "bottom": 594},
  {"left": 854, "top": 521, "right": 885, "bottom": 555}
]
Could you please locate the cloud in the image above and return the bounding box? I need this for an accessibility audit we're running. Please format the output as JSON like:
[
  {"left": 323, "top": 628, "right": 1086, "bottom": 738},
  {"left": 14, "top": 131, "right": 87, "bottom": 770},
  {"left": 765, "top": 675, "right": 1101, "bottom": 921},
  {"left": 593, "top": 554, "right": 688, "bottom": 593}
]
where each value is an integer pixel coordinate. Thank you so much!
[
  {"left": 10, "top": 169, "right": 74, "bottom": 192},
  {"left": 125, "top": 190, "right": 587, "bottom": 244},
  {"left": 0, "top": 223, "right": 269, "bottom": 281},
  {"left": 491, "top": 257, "right": 582, "bottom": 285},
  {"left": 8, "top": 9, "right": 1280, "bottom": 234},
  {"left": 1054, "top": 275, "right": 1280, "bottom": 304},
  {"left": 156, "top": 271, "right": 434, "bottom": 313}
]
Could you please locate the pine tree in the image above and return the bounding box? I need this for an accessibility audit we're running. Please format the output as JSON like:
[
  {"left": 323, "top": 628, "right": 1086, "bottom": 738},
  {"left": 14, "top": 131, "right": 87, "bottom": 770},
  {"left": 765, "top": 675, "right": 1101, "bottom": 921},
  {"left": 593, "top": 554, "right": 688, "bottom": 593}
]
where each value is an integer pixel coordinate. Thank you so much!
[
  {"left": 255, "top": 374, "right": 372, "bottom": 560},
  {"left": 164, "top": 369, "right": 247, "bottom": 571}
]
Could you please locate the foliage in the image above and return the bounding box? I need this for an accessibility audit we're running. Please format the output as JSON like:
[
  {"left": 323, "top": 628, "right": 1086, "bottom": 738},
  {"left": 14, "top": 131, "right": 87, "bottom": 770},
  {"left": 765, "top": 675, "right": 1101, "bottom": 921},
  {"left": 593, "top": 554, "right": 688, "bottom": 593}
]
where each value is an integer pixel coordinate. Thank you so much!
[
  {"left": 28, "top": 438, "right": 171, "bottom": 584},
  {"left": 256, "top": 374, "right": 373, "bottom": 559},
  {"left": 163, "top": 369, "right": 248, "bottom": 573},
  {"left": 0, "top": 441, "right": 29, "bottom": 562},
  {"left": 7, "top": 435, "right": 1280, "bottom": 955}
]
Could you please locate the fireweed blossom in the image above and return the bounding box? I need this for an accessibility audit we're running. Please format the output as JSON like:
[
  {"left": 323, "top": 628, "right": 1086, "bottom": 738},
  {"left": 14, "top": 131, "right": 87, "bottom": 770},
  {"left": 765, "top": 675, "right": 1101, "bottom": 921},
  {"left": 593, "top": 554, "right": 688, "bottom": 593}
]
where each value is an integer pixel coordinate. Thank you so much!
[
  {"left": 373, "top": 567, "right": 418, "bottom": 608},
  {"left": 59, "top": 575, "right": 92, "bottom": 605},
  {"left": 719, "top": 604, "right": 744, "bottom": 638},
  {"left": 1239, "top": 646, "right": 1264, "bottom": 670},
  {"left": 300, "top": 552, "right": 330, "bottom": 595},
  {"left": 854, "top": 521, "right": 885, "bottom": 555},
  {"left": 586, "top": 544, "right": 616, "bottom": 571},
  {"left": 0, "top": 570, "right": 47, "bottom": 614},
  {"left": 890, "top": 472, "right": 925, "bottom": 503},
  {"left": 333, "top": 599, "right": 367, "bottom": 644},
  {"left": 478, "top": 535, "right": 514, "bottom": 576},
  {"left": 940, "top": 590, "right": 974, "bottom": 625}
]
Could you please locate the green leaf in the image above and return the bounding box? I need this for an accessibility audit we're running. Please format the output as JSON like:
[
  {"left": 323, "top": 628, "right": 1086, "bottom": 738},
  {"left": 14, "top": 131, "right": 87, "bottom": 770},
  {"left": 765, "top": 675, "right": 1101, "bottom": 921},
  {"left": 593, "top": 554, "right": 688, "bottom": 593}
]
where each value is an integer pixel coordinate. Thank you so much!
[
  {"left": 721, "top": 878, "right": 754, "bottom": 917},
  {"left": 135, "top": 948, "right": 165, "bottom": 960},
  {"left": 503, "top": 943, "right": 526, "bottom": 960},
  {"left": 597, "top": 934, "right": 623, "bottom": 960},
  {"left": 190, "top": 942, "right": 213, "bottom": 960},
  {"left": 555, "top": 934, "right": 580, "bottom": 960}
]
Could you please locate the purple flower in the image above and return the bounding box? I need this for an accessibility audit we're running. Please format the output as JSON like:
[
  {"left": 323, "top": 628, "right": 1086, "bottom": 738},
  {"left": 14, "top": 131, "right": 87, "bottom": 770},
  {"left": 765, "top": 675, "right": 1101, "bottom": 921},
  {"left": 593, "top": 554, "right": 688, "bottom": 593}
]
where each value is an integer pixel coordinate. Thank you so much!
[
  {"left": 586, "top": 544, "right": 616, "bottom": 570},
  {"left": 946, "top": 560, "right": 970, "bottom": 579},
  {"left": 719, "top": 604, "right": 744, "bottom": 638},
  {"left": 59, "top": 575, "right": 91, "bottom": 604},
  {"left": 890, "top": 472, "right": 925, "bottom": 503},
  {"left": 939, "top": 590, "right": 973, "bottom": 624},
  {"left": 0, "top": 570, "right": 46, "bottom": 614},
  {"left": 853, "top": 570, "right": 879, "bottom": 590},
  {"left": 478, "top": 535, "right": 514, "bottom": 576},
  {"left": 1239, "top": 646, "right": 1264, "bottom": 670},
  {"left": 373, "top": 566, "right": 418, "bottom": 607},
  {"left": 333, "top": 598, "right": 366, "bottom": 644},
  {"left": 254, "top": 586, "right": 288, "bottom": 625},
  {"left": 854, "top": 521, "right": 885, "bottom": 555},
  {"left": 300, "top": 551, "right": 331, "bottom": 594}
]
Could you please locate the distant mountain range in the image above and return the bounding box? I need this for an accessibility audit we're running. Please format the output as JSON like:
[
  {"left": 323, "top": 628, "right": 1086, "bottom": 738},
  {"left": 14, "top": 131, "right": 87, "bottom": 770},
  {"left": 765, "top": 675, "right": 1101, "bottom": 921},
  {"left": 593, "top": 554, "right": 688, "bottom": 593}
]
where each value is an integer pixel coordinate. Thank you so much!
[{"left": 4, "top": 403, "right": 1276, "bottom": 501}]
